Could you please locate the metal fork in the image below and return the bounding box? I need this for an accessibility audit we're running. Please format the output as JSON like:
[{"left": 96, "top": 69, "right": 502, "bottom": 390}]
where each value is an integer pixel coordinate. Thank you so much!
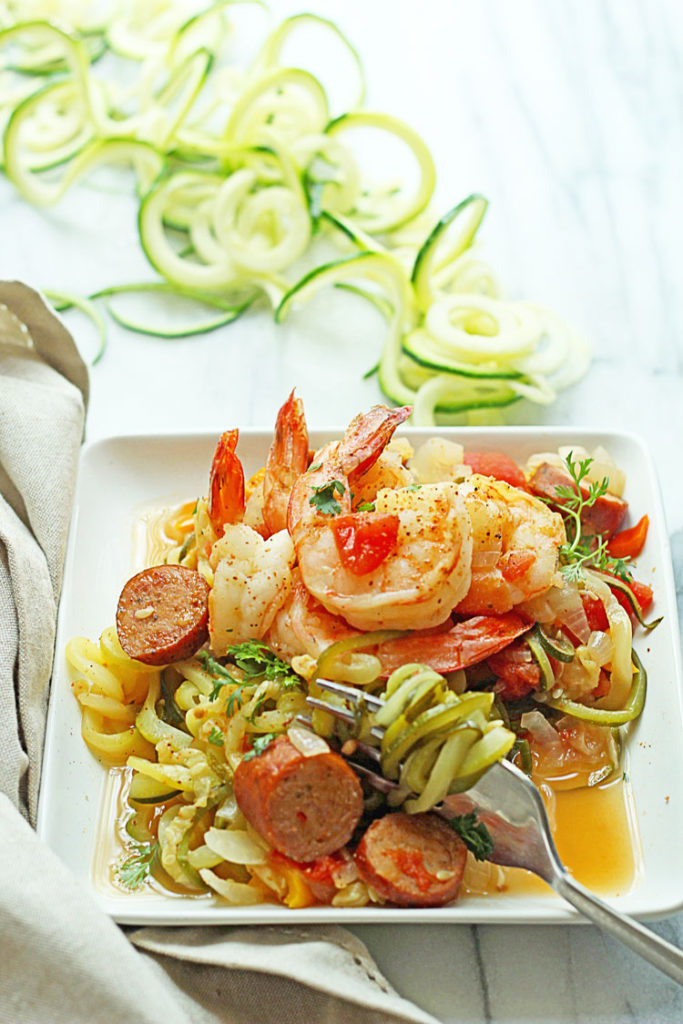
[{"left": 301, "top": 679, "right": 683, "bottom": 986}]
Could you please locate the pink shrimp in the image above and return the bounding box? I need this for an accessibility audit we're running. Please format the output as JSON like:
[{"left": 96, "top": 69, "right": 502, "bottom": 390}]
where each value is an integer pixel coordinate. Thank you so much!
[
  {"left": 266, "top": 571, "right": 358, "bottom": 662},
  {"left": 287, "top": 405, "right": 474, "bottom": 632},
  {"left": 262, "top": 390, "right": 310, "bottom": 536}
]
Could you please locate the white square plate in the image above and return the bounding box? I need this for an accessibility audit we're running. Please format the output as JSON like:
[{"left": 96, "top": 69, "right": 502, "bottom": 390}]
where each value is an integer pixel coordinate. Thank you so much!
[{"left": 37, "top": 427, "right": 683, "bottom": 925}]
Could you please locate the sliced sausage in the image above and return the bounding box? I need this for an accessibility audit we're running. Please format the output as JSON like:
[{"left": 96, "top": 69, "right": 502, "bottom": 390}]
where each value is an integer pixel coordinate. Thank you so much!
[
  {"left": 116, "top": 564, "right": 210, "bottom": 666},
  {"left": 354, "top": 812, "right": 467, "bottom": 907},
  {"left": 233, "top": 735, "right": 364, "bottom": 862},
  {"left": 528, "top": 462, "right": 627, "bottom": 537}
]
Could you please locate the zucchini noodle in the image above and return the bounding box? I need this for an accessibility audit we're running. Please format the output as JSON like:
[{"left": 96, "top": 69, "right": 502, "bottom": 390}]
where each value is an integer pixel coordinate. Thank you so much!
[
  {"left": 0, "top": 3, "right": 589, "bottom": 415},
  {"left": 369, "top": 664, "right": 515, "bottom": 811}
]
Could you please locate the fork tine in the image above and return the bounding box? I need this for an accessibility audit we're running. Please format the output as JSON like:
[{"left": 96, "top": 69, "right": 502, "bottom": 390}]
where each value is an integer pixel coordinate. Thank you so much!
[
  {"left": 295, "top": 712, "right": 381, "bottom": 760},
  {"left": 349, "top": 761, "right": 399, "bottom": 793},
  {"left": 305, "top": 695, "right": 384, "bottom": 740},
  {"left": 315, "top": 678, "right": 384, "bottom": 711},
  {"left": 305, "top": 696, "right": 357, "bottom": 723}
]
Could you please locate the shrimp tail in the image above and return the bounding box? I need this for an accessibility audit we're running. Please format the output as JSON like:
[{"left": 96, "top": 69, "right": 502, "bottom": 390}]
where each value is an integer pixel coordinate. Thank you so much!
[
  {"left": 263, "top": 390, "right": 310, "bottom": 534},
  {"left": 208, "top": 429, "right": 245, "bottom": 536},
  {"left": 338, "top": 404, "right": 412, "bottom": 481}
]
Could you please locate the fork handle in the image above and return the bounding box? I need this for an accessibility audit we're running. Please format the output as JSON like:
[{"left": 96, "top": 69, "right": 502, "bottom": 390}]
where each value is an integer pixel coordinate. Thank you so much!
[{"left": 553, "top": 871, "right": 683, "bottom": 985}]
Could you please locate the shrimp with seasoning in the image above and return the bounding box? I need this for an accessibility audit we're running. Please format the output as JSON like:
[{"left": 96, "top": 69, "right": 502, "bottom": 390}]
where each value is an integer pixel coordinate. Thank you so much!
[
  {"left": 209, "top": 524, "right": 296, "bottom": 654},
  {"left": 455, "top": 474, "right": 566, "bottom": 615},
  {"left": 199, "top": 426, "right": 295, "bottom": 652},
  {"left": 287, "top": 405, "right": 474, "bottom": 632}
]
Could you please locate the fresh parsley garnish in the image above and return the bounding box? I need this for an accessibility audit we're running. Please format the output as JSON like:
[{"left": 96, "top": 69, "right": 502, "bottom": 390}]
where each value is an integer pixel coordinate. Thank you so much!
[
  {"left": 227, "top": 640, "right": 303, "bottom": 690},
  {"left": 309, "top": 479, "right": 345, "bottom": 516},
  {"left": 118, "top": 842, "right": 159, "bottom": 890},
  {"left": 356, "top": 501, "right": 375, "bottom": 512},
  {"left": 407, "top": 482, "right": 422, "bottom": 491},
  {"left": 197, "top": 651, "right": 239, "bottom": 701},
  {"left": 208, "top": 726, "right": 224, "bottom": 746},
  {"left": 448, "top": 813, "right": 494, "bottom": 862},
  {"left": 547, "top": 452, "right": 631, "bottom": 584},
  {"left": 242, "top": 732, "right": 279, "bottom": 762},
  {"left": 309, "top": 462, "right": 322, "bottom": 472}
]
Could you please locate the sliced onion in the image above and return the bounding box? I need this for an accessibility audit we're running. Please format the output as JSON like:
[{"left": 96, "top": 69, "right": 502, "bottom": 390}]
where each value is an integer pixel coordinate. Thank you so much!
[
  {"left": 287, "top": 725, "right": 330, "bottom": 757},
  {"left": 520, "top": 710, "right": 562, "bottom": 749},
  {"left": 547, "top": 582, "right": 590, "bottom": 643},
  {"left": 586, "top": 630, "right": 612, "bottom": 667},
  {"left": 204, "top": 827, "right": 268, "bottom": 865},
  {"left": 199, "top": 868, "right": 263, "bottom": 904}
]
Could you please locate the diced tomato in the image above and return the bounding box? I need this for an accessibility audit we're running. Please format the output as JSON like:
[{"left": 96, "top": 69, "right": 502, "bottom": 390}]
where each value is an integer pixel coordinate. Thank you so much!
[
  {"left": 607, "top": 515, "right": 649, "bottom": 559},
  {"left": 488, "top": 640, "right": 542, "bottom": 701},
  {"left": 331, "top": 512, "right": 399, "bottom": 575},
  {"left": 463, "top": 451, "right": 528, "bottom": 490},
  {"left": 580, "top": 592, "right": 609, "bottom": 632},
  {"left": 629, "top": 579, "right": 654, "bottom": 613},
  {"left": 500, "top": 549, "right": 536, "bottom": 582},
  {"left": 612, "top": 579, "right": 654, "bottom": 617},
  {"left": 600, "top": 570, "right": 654, "bottom": 617},
  {"left": 582, "top": 578, "right": 653, "bottom": 629}
]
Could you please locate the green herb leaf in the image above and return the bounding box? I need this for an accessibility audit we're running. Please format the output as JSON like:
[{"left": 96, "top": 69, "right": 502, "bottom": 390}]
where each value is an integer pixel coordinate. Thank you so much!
[
  {"left": 545, "top": 453, "right": 633, "bottom": 584},
  {"left": 227, "top": 640, "right": 304, "bottom": 689},
  {"left": 208, "top": 726, "right": 224, "bottom": 746},
  {"left": 448, "top": 813, "right": 494, "bottom": 862},
  {"left": 356, "top": 501, "right": 375, "bottom": 512},
  {"left": 309, "top": 462, "right": 322, "bottom": 472},
  {"left": 242, "top": 732, "right": 279, "bottom": 762},
  {"left": 118, "top": 842, "right": 159, "bottom": 890},
  {"left": 309, "top": 479, "right": 345, "bottom": 516},
  {"left": 407, "top": 482, "right": 422, "bottom": 491},
  {"left": 197, "top": 651, "right": 240, "bottom": 701},
  {"left": 160, "top": 670, "right": 185, "bottom": 727}
]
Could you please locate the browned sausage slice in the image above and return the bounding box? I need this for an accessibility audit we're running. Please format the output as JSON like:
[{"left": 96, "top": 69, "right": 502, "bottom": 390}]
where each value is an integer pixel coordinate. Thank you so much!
[
  {"left": 354, "top": 812, "right": 467, "bottom": 907},
  {"left": 233, "top": 734, "right": 364, "bottom": 862},
  {"left": 116, "top": 564, "right": 210, "bottom": 666},
  {"left": 529, "top": 462, "right": 627, "bottom": 537}
]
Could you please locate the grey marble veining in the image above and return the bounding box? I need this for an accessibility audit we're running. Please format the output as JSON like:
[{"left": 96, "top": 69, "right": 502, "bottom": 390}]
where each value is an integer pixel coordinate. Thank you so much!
[{"left": 0, "top": 0, "right": 681, "bottom": 1021}]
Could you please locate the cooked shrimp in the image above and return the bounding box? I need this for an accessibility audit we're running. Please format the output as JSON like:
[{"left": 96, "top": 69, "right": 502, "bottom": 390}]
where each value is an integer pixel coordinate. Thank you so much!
[
  {"left": 288, "top": 405, "right": 473, "bottom": 631},
  {"left": 209, "top": 524, "right": 296, "bottom": 654},
  {"left": 350, "top": 441, "right": 415, "bottom": 508},
  {"left": 454, "top": 474, "right": 565, "bottom": 615},
  {"left": 266, "top": 571, "right": 358, "bottom": 662},
  {"left": 262, "top": 390, "right": 309, "bottom": 536},
  {"left": 208, "top": 430, "right": 245, "bottom": 536}
]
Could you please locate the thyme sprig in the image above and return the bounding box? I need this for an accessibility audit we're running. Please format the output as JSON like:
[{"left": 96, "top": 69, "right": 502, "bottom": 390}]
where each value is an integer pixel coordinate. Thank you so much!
[{"left": 550, "top": 452, "right": 631, "bottom": 583}]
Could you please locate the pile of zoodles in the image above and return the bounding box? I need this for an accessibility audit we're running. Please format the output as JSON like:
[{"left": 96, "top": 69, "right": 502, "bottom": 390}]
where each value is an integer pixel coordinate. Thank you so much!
[{"left": 0, "top": 0, "right": 590, "bottom": 422}]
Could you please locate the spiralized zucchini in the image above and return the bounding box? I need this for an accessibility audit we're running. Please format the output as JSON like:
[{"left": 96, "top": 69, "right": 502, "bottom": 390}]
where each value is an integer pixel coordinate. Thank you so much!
[
  {"left": 351, "top": 663, "right": 516, "bottom": 813},
  {"left": 0, "top": 2, "right": 589, "bottom": 415},
  {"left": 69, "top": 624, "right": 311, "bottom": 903}
]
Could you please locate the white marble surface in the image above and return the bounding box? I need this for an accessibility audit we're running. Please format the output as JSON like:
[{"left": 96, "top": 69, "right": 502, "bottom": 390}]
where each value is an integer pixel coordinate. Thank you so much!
[{"left": 1, "top": 0, "right": 682, "bottom": 1020}]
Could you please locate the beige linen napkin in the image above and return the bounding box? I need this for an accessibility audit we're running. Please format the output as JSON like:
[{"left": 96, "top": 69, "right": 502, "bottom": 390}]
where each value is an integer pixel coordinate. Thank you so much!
[{"left": 0, "top": 282, "right": 440, "bottom": 1024}]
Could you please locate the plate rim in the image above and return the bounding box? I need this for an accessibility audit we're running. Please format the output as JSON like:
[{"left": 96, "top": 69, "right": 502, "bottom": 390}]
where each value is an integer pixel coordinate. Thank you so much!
[{"left": 38, "top": 424, "right": 683, "bottom": 925}]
